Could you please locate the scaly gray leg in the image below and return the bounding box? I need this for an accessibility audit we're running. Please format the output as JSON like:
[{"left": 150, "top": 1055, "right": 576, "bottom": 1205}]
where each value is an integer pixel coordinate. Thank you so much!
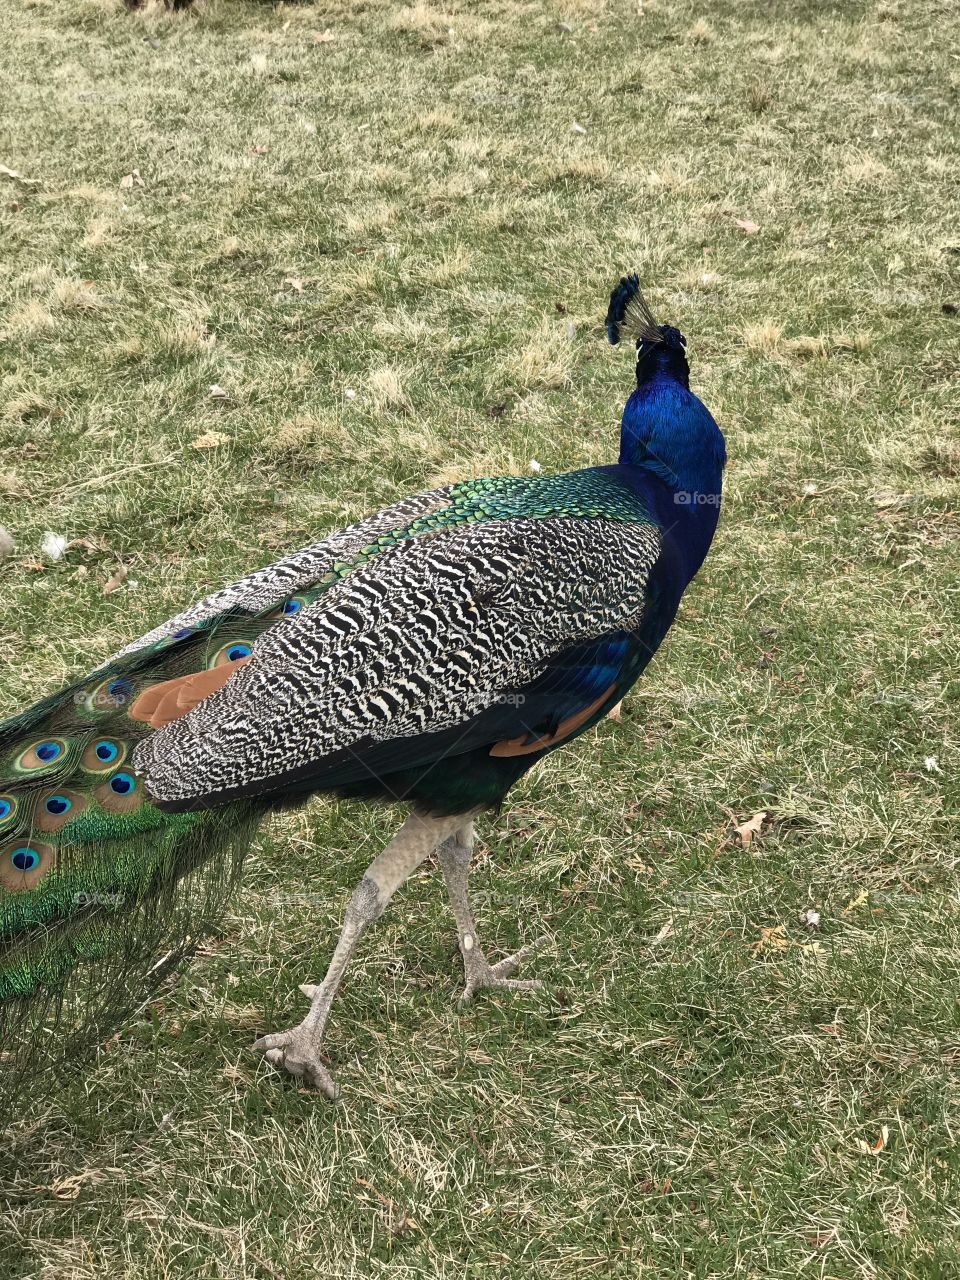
[
  {"left": 254, "top": 809, "right": 467, "bottom": 1096},
  {"left": 438, "top": 819, "right": 548, "bottom": 1001}
]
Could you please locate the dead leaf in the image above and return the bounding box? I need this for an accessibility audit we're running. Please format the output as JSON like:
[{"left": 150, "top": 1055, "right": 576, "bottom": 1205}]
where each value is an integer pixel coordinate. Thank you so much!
[
  {"left": 734, "top": 217, "right": 760, "bottom": 234},
  {"left": 208, "top": 384, "right": 229, "bottom": 400},
  {"left": 751, "top": 924, "right": 789, "bottom": 956},
  {"left": 284, "top": 277, "right": 305, "bottom": 293},
  {"left": 606, "top": 700, "right": 624, "bottom": 722},
  {"left": 119, "top": 169, "right": 144, "bottom": 190},
  {"left": 102, "top": 563, "right": 129, "bottom": 595},
  {"left": 190, "top": 431, "right": 229, "bottom": 449},
  {"left": 251, "top": 144, "right": 269, "bottom": 155},
  {"left": 0, "top": 527, "right": 14, "bottom": 558},
  {"left": 856, "top": 1125, "right": 890, "bottom": 1155},
  {"left": 751, "top": 923, "right": 823, "bottom": 959},
  {"left": 842, "top": 889, "right": 869, "bottom": 915},
  {"left": 734, "top": 811, "right": 768, "bottom": 850},
  {"left": 312, "top": 29, "right": 337, "bottom": 43}
]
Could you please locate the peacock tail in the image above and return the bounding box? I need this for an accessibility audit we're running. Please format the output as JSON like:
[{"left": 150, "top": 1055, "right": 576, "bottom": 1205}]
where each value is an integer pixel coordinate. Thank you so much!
[{"left": 0, "top": 610, "right": 293, "bottom": 1116}]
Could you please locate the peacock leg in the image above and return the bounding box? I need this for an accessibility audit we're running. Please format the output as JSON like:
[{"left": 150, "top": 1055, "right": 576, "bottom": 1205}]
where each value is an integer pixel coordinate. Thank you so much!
[
  {"left": 438, "top": 820, "right": 548, "bottom": 1001},
  {"left": 254, "top": 809, "right": 467, "bottom": 1096}
]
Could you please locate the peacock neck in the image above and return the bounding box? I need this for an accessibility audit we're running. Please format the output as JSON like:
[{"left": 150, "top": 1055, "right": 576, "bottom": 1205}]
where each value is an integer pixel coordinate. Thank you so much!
[{"left": 617, "top": 370, "right": 725, "bottom": 503}]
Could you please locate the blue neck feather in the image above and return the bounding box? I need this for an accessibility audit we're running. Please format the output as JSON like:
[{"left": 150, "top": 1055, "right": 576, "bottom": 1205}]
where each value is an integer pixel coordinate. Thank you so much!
[{"left": 618, "top": 349, "right": 726, "bottom": 500}]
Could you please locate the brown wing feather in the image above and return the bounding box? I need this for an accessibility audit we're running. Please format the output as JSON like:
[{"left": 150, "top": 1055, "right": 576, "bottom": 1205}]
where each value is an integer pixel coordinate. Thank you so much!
[{"left": 129, "top": 658, "right": 252, "bottom": 729}]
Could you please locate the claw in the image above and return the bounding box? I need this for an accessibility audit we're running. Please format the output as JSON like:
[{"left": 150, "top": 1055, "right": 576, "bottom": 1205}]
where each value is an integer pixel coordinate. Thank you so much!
[
  {"left": 460, "top": 934, "right": 549, "bottom": 1001},
  {"left": 253, "top": 1026, "right": 339, "bottom": 1098}
]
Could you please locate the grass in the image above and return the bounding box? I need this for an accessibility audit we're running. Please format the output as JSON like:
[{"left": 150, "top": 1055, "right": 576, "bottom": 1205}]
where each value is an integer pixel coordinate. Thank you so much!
[{"left": 1, "top": 0, "right": 958, "bottom": 1275}]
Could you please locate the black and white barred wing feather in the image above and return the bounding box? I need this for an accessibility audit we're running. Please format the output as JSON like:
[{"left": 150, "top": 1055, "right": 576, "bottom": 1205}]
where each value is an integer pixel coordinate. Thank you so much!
[{"left": 136, "top": 516, "right": 661, "bottom": 812}]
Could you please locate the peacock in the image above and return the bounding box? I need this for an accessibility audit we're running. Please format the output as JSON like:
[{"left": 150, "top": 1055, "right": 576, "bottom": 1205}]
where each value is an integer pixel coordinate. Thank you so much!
[{"left": 0, "top": 276, "right": 725, "bottom": 1107}]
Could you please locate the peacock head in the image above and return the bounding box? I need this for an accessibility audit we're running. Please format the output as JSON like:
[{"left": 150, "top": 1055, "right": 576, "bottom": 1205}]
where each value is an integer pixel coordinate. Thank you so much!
[{"left": 605, "top": 275, "right": 690, "bottom": 389}]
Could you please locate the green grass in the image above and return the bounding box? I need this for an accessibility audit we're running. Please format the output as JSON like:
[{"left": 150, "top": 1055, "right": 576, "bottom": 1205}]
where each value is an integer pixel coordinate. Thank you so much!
[{"left": 1, "top": 0, "right": 959, "bottom": 1275}]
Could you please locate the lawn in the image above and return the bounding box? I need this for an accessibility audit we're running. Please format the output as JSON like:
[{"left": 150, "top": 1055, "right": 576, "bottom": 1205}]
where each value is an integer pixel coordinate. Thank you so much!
[{"left": 1, "top": 0, "right": 958, "bottom": 1275}]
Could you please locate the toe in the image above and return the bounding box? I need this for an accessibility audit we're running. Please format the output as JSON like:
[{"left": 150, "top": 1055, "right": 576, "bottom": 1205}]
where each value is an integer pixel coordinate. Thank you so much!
[{"left": 253, "top": 1030, "right": 293, "bottom": 1053}]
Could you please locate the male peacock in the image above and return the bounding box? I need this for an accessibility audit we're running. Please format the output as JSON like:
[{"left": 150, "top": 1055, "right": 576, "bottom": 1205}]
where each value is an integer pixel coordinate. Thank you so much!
[{"left": 0, "top": 277, "right": 725, "bottom": 1106}]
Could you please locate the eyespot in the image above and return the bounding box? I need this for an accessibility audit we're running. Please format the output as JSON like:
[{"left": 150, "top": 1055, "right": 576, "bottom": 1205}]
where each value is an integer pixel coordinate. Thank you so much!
[
  {"left": 283, "top": 599, "right": 303, "bottom": 616},
  {"left": 17, "top": 739, "right": 68, "bottom": 771},
  {"left": 0, "top": 840, "right": 56, "bottom": 892},
  {"left": 0, "top": 798, "right": 13, "bottom": 823},
  {"left": 212, "top": 642, "right": 254, "bottom": 667},
  {"left": 11, "top": 847, "right": 39, "bottom": 872},
  {"left": 108, "top": 678, "right": 134, "bottom": 704},
  {"left": 156, "top": 625, "right": 197, "bottom": 650},
  {"left": 35, "top": 789, "right": 86, "bottom": 833},
  {"left": 81, "top": 738, "right": 128, "bottom": 772},
  {"left": 88, "top": 676, "right": 137, "bottom": 712},
  {"left": 95, "top": 773, "right": 141, "bottom": 814}
]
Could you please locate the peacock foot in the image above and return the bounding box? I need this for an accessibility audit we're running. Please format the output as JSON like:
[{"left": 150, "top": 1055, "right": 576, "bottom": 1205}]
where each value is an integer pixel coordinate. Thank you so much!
[
  {"left": 253, "top": 1020, "right": 339, "bottom": 1099},
  {"left": 460, "top": 934, "right": 549, "bottom": 1001}
]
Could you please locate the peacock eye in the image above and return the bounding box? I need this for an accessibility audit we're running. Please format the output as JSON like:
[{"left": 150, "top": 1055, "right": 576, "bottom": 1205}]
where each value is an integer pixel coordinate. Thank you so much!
[
  {"left": 17, "top": 739, "right": 68, "bottom": 771},
  {"left": 11, "top": 847, "right": 40, "bottom": 873},
  {"left": 44, "top": 795, "right": 71, "bottom": 816},
  {"left": 81, "top": 738, "right": 128, "bottom": 772},
  {"left": 109, "top": 773, "right": 136, "bottom": 796},
  {"left": 0, "top": 799, "right": 12, "bottom": 822},
  {"left": 283, "top": 599, "right": 303, "bottom": 616},
  {"left": 107, "top": 678, "right": 134, "bottom": 705},
  {"left": 212, "top": 642, "right": 254, "bottom": 668}
]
